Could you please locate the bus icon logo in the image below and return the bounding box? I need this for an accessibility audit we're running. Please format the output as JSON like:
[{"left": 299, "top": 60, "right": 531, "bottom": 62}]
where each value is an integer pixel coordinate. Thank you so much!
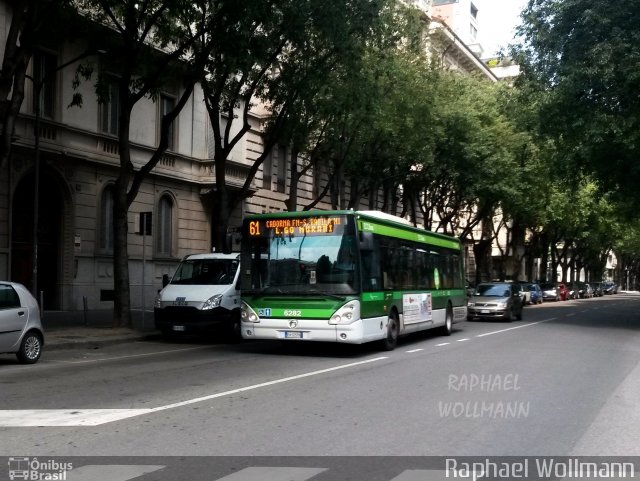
[{"left": 8, "top": 457, "right": 29, "bottom": 480}]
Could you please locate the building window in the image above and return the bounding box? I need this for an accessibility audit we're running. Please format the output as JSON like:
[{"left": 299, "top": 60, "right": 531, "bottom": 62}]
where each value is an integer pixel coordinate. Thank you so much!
[
  {"left": 32, "top": 50, "right": 57, "bottom": 119},
  {"left": 159, "top": 94, "right": 176, "bottom": 151},
  {"left": 100, "top": 185, "right": 114, "bottom": 252},
  {"left": 275, "top": 145, "right": 287, "bottom": 193},
  {"left": 157, "top": 195, "right": 173, "bottom": 256},
  {"left": 101, "top": 77, "right": 120, "bottom": 136}
]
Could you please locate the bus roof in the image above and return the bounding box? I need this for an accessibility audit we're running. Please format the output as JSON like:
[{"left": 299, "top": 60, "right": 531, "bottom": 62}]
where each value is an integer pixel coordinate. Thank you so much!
[{"left": 243, "top": 210, "right": 462, "bottom": 250}]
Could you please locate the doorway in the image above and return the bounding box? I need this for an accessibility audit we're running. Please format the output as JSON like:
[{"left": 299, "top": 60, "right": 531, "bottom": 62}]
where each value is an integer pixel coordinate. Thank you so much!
[{"left": 11, "top": 168, "right": 62, "bottom": 309}]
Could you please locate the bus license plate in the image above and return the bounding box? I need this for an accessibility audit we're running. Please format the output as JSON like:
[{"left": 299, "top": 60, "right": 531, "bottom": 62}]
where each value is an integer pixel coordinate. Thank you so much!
[
  {"left": 172, "top": 325, "right": 185, "bottom": 332},
  {"left": 284, "top": 331, "right": 303, "bottom": 339}
]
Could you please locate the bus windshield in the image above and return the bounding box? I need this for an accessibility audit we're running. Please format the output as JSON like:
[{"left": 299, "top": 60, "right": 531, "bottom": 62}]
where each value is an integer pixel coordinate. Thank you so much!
[{"left": 242, "top": 215, "right": 359, "bottom": 296}]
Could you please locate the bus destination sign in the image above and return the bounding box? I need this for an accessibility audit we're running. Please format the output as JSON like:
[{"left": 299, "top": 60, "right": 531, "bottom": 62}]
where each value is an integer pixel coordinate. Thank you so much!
[{"left": 247, "top": 216, "right": 344, "bottom": 237}]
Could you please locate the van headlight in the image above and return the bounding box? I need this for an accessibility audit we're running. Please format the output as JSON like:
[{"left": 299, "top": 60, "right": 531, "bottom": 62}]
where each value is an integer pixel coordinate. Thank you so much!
[
  {"left": 241, "top": 301, "right": 259, "bottom": 323},
  {"left": 329, "top": 300, "right": 360, "bottom": 325},
  {"left": 202, "top": 294, "right": 223, "bottom": 310},
  {"left": 154, "top": 294, "right": 162, "bottom": 308}
]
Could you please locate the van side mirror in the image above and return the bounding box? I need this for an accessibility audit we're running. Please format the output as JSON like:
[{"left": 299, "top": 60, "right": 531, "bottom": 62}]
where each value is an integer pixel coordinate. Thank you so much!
[{"left": 162, "top": 274, "right": 170, "bottom": 288}]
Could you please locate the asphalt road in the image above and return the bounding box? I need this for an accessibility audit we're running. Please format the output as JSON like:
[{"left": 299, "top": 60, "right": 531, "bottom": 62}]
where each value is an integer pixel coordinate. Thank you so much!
[{"left": 1, "top": 294, "right": 639, "bottom": 480}]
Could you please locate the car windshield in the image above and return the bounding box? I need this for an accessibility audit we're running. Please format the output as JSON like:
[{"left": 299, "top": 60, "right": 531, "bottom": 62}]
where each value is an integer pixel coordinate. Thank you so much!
[
  {"left": 539, "top": 283, "right": 555, "bottom": 290},
  {"left": 475, "top": 284, "right": 510, "bottom": 297}
]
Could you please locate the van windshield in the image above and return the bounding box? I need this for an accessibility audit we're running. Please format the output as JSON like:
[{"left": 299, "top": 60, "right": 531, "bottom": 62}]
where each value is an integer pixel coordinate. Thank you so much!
[{"left": 171, "top": 259, "right": 238, "bottom": 285}]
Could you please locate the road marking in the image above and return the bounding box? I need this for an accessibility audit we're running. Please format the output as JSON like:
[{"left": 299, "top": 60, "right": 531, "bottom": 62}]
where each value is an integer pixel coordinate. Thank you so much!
[
  {"left": 214, "top": 467, "right": 327, "bottom": 481},
  {"left": 475, "top": 318, "right": 555, "bottom": 338},
  {"left": 0, "top": 409, "right": 153, "bottom": 426},
  {"left": 435, "top": 342, "right": 450, "bottom": 346},
  {"left": 567, "top": 313, "right": 576, "bottom": 317},
  {"left": 406, "top": 348, "right": 423, "bottom": 353},
  {"left": 66, "top": 465, "right": 164, "bottom": 481},
  {"left": 457, "top": 338, "right": 469, "bottom": 342},
  {"left": 0, "top": 357, "right": 388, "bottom": 427}
]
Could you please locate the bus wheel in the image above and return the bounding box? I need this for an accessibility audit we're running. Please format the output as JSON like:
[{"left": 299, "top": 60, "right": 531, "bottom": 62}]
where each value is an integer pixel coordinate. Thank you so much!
[
  {"left": 440, "top": 306, "right": 453, "bottom": 336},
  {"left": 380, "top": 312, "right": 399, "bottom": 351}
]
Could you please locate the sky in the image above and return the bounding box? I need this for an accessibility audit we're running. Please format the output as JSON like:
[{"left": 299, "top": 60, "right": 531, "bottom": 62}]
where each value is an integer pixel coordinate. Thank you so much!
[{"left": 475, "top": 0, "right": 528, "bottom": 57}]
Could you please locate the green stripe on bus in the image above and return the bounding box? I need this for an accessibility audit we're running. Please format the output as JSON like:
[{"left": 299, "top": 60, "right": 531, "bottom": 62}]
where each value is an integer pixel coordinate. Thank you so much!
[{"left": 357, "top": 220, "right": 460, "bottom": 250}]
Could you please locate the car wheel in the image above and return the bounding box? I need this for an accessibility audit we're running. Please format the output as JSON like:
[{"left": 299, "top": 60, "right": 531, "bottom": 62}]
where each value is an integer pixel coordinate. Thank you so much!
[
  {"left": 504, "top": 307, "right": 514, "bottom": 322},
  {"left": 16, "top": 331, "right": 43, "bottom": 364}
]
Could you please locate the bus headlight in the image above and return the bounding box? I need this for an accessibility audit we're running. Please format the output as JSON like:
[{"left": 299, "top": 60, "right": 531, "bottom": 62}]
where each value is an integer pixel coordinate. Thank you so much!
[
  {"left": 202, "top": 294, "right": 223, "bottom": 310},
  {"left": 241, "top": 301, "right": 260, "bottom": 323},
  {"left": 329, "top": 300, "right": 360, "bottom": 325}
]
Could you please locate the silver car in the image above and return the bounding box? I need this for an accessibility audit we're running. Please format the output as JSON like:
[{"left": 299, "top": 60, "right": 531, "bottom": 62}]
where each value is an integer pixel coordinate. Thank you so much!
[
  {"left": 0, "top": 281, "right": 45, "bottom": 364},
  {"left": 467, "top": 282, "right": 524, "bottom": 322}
]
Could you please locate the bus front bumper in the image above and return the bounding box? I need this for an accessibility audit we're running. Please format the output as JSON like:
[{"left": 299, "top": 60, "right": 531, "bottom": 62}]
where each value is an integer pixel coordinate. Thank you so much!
[{"left": 241, "top": 319, "right": 368, "bottom": 344}]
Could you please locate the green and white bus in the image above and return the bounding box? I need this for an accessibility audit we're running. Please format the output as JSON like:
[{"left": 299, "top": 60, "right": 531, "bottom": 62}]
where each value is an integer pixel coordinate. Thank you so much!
[{"left": 240, "top": 210, "right": 467, "bottom": 350}]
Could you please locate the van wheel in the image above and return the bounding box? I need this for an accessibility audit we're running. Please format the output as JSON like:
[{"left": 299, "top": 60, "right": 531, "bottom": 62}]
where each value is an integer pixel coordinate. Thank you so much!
[
  {"left": 379, "top": 312, "right": 399, "bottom": 351},
  {"left": 224, "top": 311, "right": 242, "bottom": 343}
]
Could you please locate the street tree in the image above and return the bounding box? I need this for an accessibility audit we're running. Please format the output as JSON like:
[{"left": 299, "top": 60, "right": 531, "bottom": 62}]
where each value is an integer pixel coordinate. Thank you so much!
[
  {"left": 190, "top": 0, "right": 391, "bottom": 250},
  {"left": 0, "top": 0, "right": 76, "bottom": 167},
  {"left": 75, "top": 0, "right": 210, "bottom": 327},
  {"left": 513, "top": 0, "right": 640, "bottom": 206}
]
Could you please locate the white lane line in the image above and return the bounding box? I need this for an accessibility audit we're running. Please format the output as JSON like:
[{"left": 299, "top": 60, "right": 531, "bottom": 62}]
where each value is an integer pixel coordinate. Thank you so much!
[
  {"left": 147, "top": 357, "right": 388, "bottom": 414},
  {"left": 66, "top": 465, "right": 165, "bottom": 481},
  {"left": 435, "top": 342, "right": 450, "bottom": 346},
  {"left": 214, "top": 467, "right": 327, "bottom": 481},
  {"left": 406, "top": 348, "right": 424, "bottom": 353},
  {"left": 457, "top": 338, "right": 470, "bottom": 342},
  {"left": 47, "top": 345, "right": 212, "bottom": 364},
  {"left": 0, "top": 409, "right": 153, "bottom": 426},
  {"left": 0, "top": 357, "right": 388, "bottom": 427},
  {"left": 567, "top": 313, "right": 576, "bottom": 317},
  {"left": 476, "top": 318, "right": 555, "bottom": 338}
]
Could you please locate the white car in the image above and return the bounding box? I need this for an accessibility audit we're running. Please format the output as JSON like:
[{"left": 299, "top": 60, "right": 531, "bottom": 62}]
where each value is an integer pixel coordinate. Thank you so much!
[{"left": 0, "top": 281, "right": 45, "bottom": 364}]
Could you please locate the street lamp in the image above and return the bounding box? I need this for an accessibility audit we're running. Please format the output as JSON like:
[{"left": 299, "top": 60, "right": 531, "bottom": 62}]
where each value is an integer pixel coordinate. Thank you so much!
[{"left": 26, "top": 48, "right": 105, "bottom": 301}]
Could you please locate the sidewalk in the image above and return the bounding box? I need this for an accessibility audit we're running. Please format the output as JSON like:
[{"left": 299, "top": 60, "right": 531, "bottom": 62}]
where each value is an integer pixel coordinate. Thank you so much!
[{"left": 41, "top": 309, "right": 160, "bottom": 351}]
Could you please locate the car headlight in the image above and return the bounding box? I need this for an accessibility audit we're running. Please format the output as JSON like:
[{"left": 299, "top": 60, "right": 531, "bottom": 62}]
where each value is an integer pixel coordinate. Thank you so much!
[
  {"left": 329, "top": 300, "right": 360, "bottom": 325},
  {"left": 202, "top": 294, "right": 223, "bottom": 310},
  {"left": 241, "top": 301, "right": 260, "bottom": 323},
  {"left": 467, "top": 302, "right": 475, "bottom": 307},
  {"left": 497, "top": 301, "right": 508, "bottom": 308}
]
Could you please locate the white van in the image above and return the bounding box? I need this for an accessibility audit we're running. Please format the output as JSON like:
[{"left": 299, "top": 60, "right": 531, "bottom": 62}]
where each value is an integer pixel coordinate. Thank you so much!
[{"left": 153, "top": 253, "right": 241, "bottom": 339}]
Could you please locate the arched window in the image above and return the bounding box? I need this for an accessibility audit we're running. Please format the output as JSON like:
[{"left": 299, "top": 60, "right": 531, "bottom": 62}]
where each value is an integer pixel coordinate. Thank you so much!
[
  {"left": 100, "top": 185, "right": 114, "bottom": 252},
  {"left": 157, "top": 195, "right": 173, "bottom": 256}
]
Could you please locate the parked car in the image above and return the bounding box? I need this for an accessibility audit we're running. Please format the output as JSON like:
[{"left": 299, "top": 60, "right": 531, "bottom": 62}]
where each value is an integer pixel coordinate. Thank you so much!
[
  {"left": 526, "top": 283, "right": 543, "bottom": 304},
  {"left": 467, "top": 282, "right": 524, "bottom": 322},
  {"left": 602, "top": 282, "right": 617, "bottom": 295},
  {"left": 540, "top": 282, "right": 560, "bottom": 301},
  {"left": 541, "top": 282, "right": 570, "bottom": 301},
  {"left": 582, "top": 283, "right": 594, "bottom": 298},
  {"left": 591, "top": 282, "right": 603, "bottom": 297},
  {"left": 567, "top": 282, "right": 582, "bottom": 299},
  {"left": 517, "top": 282, "right": 532, "bottom": 305},
  {"left": 0, "top": 281, "right": 45, "bottom": 364}
]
